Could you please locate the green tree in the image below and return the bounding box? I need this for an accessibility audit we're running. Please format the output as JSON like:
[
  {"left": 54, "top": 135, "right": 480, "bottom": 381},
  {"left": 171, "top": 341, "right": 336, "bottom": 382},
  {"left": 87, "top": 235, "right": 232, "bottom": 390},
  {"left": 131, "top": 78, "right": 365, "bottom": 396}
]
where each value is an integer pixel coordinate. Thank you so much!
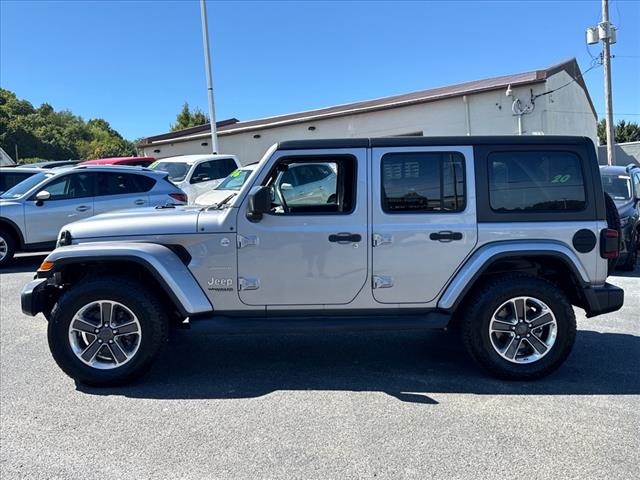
[
  {"left": 171, "top": 102, "right": 209, "bottom": 131},
  {"left": 0, "top": 88, "right": 135, "bottom": 160},
  {"left": 597, "top": 119, "right": 640, "bottom": 145}
]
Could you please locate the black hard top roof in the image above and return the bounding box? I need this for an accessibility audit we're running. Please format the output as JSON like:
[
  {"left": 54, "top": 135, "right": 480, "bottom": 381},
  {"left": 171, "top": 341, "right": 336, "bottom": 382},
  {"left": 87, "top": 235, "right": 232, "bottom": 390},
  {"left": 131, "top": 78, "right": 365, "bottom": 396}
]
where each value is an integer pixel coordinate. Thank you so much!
[{"left": 278, "top": 136, "right": 594, "bottom": 150}]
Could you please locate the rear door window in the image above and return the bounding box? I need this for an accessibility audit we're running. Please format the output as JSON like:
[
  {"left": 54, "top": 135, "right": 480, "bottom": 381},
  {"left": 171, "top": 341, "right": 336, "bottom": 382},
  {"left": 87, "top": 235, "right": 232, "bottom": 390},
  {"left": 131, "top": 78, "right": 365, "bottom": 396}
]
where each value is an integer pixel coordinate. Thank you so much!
[
  {"left": 488, "top": 151, "right": 586, "bottom": 212},
  {"left": 96, "top": 173, "right": 155, "bottom": 196},
  {"left": 381, "top": 152, "right": 466, "bottom": 213}
]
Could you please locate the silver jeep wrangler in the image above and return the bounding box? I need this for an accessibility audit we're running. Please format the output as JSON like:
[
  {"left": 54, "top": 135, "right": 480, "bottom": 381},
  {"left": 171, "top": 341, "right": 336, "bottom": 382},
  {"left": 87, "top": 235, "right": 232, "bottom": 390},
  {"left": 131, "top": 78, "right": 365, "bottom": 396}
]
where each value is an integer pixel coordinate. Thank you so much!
[{"left": 21, "top": 136, "right": 624, "bottom": 386}]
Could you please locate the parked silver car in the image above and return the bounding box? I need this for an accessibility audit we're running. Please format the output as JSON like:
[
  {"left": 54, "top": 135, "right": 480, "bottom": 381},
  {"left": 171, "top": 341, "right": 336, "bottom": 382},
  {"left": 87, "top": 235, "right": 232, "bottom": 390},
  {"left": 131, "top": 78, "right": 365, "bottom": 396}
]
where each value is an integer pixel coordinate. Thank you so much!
[{"left": 0, "top": 165, "right": 186, "bottom": 266}]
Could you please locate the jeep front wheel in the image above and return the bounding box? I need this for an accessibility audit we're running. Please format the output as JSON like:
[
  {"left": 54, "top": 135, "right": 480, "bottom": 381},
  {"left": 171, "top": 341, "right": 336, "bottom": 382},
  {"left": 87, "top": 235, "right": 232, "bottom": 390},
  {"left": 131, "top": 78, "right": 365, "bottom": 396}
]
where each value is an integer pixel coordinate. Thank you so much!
[
  {"left": 48, "top": 277, "right": 168, "bottom": 386},
  {"left": 461, "top": 274, "right": 576, "bottom": 380}
]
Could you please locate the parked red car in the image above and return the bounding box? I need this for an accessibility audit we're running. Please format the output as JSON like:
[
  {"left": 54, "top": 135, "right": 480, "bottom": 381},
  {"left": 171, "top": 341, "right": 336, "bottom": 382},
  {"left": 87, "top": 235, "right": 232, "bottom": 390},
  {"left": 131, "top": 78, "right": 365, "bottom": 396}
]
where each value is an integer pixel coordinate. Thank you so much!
[{"left": 79, "top": 156, "right": 155, "bottom": 167}]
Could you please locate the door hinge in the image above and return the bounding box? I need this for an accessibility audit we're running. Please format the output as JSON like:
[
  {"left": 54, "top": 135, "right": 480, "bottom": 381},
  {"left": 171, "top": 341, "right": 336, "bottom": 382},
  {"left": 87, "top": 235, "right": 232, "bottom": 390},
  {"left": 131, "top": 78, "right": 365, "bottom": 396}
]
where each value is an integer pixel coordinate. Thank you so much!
[
  {"left": 372, "top": 233, "right": 393, "bottom": 247},
  {"left": 238, "top": 277, "right": 260, "bottom": 291},
  {"left": 372, "top": 275, "right": 394, "bottom": 289},
  {"left": 237, "top": 235, "right": 259, "bottom": 249}
]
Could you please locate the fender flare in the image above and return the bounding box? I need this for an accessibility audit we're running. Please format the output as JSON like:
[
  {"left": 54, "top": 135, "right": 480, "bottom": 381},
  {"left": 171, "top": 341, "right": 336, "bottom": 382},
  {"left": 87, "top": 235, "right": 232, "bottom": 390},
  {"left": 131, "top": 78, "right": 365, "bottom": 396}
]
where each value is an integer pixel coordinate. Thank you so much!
[
  {"left": 437, "top": 241, "right": 590, "bottom": 311},
  {"left": 41, "top": 242, "right": 213, "bottom": 316},
  {"left": 0, "top": 217, "right": 26, "bottom": 248}
]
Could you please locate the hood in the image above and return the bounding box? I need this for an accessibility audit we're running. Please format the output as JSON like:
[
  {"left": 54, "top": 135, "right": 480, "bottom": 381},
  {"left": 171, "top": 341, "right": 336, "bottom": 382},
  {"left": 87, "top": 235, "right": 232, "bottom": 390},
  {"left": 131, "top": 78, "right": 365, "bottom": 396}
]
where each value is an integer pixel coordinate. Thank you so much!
[
  {"left": 0, "top": 199, "right": 22, "bottom": 207},
  {"left": 63, "top": 206, "right": 204, "bottom": 239},
  {"left": 194, "top": 189, "right": 235, "bottom": 206}
]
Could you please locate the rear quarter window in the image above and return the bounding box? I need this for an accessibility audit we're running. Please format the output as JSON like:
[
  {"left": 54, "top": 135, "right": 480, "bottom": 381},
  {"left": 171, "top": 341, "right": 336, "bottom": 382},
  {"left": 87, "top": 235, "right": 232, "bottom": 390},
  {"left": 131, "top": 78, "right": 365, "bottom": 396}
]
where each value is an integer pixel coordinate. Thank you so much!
[{"left": 488, "top": 151, "right": 586, "bottom": 212}]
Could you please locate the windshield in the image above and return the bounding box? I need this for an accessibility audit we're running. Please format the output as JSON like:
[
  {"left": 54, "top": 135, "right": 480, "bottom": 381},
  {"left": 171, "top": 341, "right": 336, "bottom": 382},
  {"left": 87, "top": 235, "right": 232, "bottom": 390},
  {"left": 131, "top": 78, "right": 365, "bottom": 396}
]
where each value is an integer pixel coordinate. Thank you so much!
[
  {"left": 602, "top": 175, "right": 632, "bottom": 201},
  {"left": 216, "top": 168, "right": 253, "bottom": 191},
  {"left": 149, "top": 161, "right": 190, "bottom": 182},
  {"left": 0, "top": 172, "right": 55, "bottom": 199}
]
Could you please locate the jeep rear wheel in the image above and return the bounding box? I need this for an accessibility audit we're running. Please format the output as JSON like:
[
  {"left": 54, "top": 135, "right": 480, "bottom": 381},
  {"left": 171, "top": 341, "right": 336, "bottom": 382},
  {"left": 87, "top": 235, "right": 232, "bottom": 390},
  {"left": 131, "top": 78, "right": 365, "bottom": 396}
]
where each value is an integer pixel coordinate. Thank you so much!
[
  {"left": 48, "top": 277, "right": 168, "bottom": 386},
  {"left": 461, "top": 274, "right": 576, "bottom": 380}
]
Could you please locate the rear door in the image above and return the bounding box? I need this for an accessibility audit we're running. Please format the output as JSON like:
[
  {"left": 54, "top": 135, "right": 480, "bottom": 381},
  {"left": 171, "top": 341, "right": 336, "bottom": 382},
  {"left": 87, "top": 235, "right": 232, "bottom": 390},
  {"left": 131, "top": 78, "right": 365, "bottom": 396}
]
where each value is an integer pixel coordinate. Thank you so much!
[
  {"left": 94, "top": 172, "right": 153, "bottom": 214},
  {"left": 23, "top": 172, "right": 95, "bottom": 244},
  {"left": 371, "top": 146, "right": 477, "bottom": 304}
]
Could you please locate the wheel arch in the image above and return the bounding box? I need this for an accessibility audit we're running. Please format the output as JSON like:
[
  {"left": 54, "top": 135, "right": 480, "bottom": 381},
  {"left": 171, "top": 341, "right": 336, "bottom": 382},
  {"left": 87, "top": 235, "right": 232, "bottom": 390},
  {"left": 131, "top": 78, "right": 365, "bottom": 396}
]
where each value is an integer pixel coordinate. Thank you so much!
[
  {"left": 439, "top": 242, "right": 590, "bottom": 314},
  {"left": 40, "top": 243, "right": 213, "bottom": 317},
  {"left": 0, "top": 217, "right": 25, "bottom": 248}
]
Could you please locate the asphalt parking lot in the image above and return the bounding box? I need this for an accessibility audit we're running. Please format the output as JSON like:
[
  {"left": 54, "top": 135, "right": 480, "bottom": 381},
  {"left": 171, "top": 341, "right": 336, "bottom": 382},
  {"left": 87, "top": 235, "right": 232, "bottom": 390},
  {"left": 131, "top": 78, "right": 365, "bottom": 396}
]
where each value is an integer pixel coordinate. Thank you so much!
[{"left": 1, "top": 254, "right": 638, "bottom": 480}]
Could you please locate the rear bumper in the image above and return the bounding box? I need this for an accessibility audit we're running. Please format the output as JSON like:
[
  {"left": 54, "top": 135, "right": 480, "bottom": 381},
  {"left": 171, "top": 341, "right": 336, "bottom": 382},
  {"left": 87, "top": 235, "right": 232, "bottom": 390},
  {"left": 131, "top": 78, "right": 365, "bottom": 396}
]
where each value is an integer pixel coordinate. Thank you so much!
[
  {"left": 583, "top": 282, "right": 624, "bottom": 318},
  {"left": 21, "top": 278, "right": 48, "bottom": 317}
]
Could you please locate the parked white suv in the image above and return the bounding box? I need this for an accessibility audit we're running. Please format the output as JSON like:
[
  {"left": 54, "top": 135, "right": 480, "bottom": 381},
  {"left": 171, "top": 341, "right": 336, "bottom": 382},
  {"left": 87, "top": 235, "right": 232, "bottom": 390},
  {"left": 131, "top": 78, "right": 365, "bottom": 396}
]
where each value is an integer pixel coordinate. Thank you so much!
[
  {"left": 149, "top": 154, "right": 240, "bottom": 203},
  {"left": 0, "top": 165, "right": 186, "bottom": 266}
]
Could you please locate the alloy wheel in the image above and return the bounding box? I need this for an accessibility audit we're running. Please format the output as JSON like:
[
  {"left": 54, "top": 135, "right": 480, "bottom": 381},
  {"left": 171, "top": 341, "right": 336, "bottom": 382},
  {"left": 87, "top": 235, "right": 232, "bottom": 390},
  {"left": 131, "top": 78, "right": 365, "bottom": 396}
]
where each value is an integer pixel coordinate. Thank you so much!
[
  {"left": 489, "top": 296, "right": 558, "bottom": 364},
  {"left": 68, "top": 300, "right": 142, "bottom": 369}
]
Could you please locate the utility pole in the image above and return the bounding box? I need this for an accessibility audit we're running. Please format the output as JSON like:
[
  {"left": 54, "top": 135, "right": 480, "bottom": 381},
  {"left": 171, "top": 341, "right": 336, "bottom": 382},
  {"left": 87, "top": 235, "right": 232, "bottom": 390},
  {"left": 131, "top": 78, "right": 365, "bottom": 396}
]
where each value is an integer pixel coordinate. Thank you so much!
[
  {"left": 587, "top": 0, "right": 617, "bottom": 165},
  {"left": 601, "top": 0, "right": 615, "bottom": 166},
  {"left": 200, "top": 0, "right": 218, "bottom": 154}
]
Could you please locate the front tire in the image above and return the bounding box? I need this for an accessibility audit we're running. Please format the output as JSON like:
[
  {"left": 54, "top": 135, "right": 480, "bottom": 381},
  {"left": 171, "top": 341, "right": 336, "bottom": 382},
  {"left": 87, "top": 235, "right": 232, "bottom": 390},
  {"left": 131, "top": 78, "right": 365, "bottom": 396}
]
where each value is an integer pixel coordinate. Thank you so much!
[
  {"left": 48, "top": 277, "right": 168, "bottom": 386},
  {"left": 0, "top": 228, "right": 16, "bottom": 267},
  {"left": 461, "top": 274, "right": 576, "bottom": 380}
]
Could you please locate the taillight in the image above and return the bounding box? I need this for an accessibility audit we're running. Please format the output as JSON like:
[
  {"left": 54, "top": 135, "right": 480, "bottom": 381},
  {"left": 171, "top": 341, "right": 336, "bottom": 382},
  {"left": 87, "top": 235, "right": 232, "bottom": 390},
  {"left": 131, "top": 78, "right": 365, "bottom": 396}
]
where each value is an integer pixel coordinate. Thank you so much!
[
  {"left": 600, "top": 228, "right": 620, "bottom": 259},
  {"left": 169, "top": 193, "right": 187, "bottom": 203}
]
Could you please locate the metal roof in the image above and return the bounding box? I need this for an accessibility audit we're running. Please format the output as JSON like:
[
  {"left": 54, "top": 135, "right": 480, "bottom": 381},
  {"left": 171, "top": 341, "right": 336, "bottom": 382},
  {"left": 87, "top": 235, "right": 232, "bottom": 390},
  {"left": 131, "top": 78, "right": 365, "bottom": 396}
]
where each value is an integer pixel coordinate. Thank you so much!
[{"left": 138, "top": 58, "right": 595, "bottom": 147}]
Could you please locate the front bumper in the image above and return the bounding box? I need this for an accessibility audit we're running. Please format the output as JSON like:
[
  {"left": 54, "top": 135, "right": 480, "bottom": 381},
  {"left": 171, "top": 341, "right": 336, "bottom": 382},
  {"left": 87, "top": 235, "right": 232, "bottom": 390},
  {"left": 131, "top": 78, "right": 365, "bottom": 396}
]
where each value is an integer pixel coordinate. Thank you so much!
[
  {"left": 583, "top": 282, "right": 624, "bottom": 318},
  {"left": 21, "top": 278, "right": 49, "bottom": 317}
]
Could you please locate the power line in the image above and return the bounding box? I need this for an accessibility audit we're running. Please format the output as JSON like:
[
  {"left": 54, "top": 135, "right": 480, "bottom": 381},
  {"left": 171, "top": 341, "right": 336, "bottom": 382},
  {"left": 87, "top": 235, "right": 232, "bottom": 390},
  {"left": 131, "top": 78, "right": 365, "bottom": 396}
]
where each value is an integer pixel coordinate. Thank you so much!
[{"left": 533, "top": 62, "right": 602, "bottom": 101}]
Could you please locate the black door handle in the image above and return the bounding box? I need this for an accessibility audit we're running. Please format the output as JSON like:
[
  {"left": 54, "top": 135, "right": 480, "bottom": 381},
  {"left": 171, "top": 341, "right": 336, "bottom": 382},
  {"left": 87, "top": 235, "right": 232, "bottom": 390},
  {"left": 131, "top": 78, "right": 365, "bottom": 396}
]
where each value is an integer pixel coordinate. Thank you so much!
[
  {"left": 429, "top": 231, "right": 463, "bottom": 242},
  {"left": 329, "top": 233, "right": 362, "bottom": 244}
]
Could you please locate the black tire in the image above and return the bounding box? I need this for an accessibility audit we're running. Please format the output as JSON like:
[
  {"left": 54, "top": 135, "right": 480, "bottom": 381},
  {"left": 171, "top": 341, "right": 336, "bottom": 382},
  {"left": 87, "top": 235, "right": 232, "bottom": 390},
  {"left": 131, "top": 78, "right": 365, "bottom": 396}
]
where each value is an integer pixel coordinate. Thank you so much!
[
  {"left": 619, "top": 228, "right": 638, "bottom": 271},
  {"left": 461, "top": 273, "right": 576, "bottom": 380},
  {"left": 0, "top": 227, "right": 16, "bottom": 267},
  {"left": 604, "top": 192, "right": 621, "bottom": 274},
  {"left": 48, "top": 276, "right": 169, "bottom": 386}
]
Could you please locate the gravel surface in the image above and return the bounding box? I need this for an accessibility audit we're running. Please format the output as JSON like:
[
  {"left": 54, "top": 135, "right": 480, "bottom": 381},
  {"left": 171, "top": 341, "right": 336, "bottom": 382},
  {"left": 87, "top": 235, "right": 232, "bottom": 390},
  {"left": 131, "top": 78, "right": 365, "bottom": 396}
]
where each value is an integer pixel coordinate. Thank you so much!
[{"left": 1, "top": 254, "right": 638, "bottom": 480}]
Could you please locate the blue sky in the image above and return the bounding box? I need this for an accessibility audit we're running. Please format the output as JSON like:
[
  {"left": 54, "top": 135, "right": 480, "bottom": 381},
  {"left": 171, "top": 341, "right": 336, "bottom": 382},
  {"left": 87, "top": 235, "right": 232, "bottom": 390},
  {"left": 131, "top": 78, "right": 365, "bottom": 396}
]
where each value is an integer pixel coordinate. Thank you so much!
[{"left": 1, "top": 0, "right": 639, "bottom": 141}]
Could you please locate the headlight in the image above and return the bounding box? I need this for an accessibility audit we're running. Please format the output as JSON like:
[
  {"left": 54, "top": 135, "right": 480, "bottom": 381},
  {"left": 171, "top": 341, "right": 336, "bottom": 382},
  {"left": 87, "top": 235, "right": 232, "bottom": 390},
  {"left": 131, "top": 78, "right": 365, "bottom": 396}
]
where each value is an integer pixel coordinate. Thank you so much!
[{"left": 619, "top": 216, "right": 630, "bottom": 228}]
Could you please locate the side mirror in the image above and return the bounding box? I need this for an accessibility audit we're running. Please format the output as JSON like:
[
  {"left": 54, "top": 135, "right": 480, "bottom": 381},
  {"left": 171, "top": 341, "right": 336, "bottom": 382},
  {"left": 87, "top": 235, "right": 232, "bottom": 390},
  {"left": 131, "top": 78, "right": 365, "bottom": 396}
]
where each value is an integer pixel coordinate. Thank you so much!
[
  {"left": 280, "top": 183, "right": 293, "bottom": 191},
  {"left": 246, "top": 186, "right": 271, "bottom": 222},
  {"left": 35, "top": 190, "right": 51, "bottom": 206}
]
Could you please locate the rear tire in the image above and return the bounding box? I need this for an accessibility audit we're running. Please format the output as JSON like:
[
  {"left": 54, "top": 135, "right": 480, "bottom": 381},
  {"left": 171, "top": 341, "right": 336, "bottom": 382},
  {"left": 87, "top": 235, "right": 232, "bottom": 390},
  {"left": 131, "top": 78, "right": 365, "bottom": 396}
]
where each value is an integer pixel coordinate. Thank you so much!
[
  {"left": 48, "top": 276, "right": 168, "bottom": 386},
  {"left": 0, "top": 228, "right": 16, "bottom": 267},
  {"left": 461, "top": 274, "right": 576, "bottom": 380}
]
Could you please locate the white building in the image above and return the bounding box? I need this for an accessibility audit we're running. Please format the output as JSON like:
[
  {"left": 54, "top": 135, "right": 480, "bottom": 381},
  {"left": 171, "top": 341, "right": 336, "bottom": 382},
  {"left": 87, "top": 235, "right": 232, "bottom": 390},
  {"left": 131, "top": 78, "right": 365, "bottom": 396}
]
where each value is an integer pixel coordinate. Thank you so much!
[{"left": 137, "top": 58, "right": 597, "bottom": 164}]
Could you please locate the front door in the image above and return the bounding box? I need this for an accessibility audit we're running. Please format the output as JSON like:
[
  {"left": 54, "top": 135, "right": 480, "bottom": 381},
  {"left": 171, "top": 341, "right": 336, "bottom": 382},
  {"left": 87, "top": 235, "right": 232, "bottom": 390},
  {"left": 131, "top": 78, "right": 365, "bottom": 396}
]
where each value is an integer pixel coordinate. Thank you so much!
[
  {"left": 23, "top": 172, "right": 95, "bottom": 245},
  {"left": 371, "top": 146, "right": 478, "bottom": 304},
  {"left": 236, "top": 149, "right": 368, "bottom": 306}
]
